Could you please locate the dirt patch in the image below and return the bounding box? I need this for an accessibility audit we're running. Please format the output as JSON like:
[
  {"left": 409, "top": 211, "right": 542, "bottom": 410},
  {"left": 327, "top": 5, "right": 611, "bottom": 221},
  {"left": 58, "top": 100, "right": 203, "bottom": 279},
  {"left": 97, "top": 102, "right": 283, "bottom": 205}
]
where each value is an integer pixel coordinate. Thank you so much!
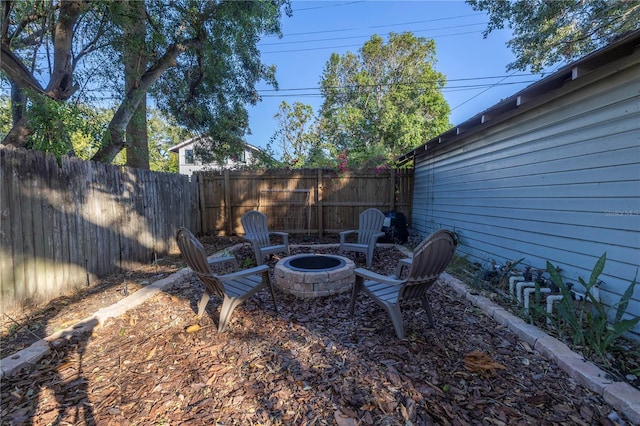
[
  {"left": 1, "top": 235, "right": 245, "bottom": 359},
  {"left": 0, "top": 236, "right": 636, "bottom": 424}
]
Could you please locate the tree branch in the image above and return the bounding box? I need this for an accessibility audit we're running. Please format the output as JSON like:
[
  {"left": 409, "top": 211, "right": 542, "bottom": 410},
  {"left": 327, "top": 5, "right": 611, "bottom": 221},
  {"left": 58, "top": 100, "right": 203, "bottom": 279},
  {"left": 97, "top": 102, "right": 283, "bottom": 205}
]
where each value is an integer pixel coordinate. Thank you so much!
[
  {"left": 0, "top": 42, "right": 46, "bottom": 94},
  {"left": 91, "top": 40, "right": 200, "bottom": 163}
]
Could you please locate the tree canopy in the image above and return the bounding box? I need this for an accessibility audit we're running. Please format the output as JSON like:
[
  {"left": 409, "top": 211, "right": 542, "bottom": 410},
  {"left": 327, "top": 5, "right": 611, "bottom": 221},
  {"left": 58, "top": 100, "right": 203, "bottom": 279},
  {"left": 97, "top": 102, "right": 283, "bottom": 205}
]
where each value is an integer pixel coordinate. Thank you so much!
[
  {"left": 467, "top": 0, "right": 640, "bottom": 73},
  {"left": 317, "top": 32, "right": 451, "bottom": 168},
  {"left": 269, "top": 101, "right": 322, "bottom": 168},
  {"left": 1, "top": 0, "right": 291, "bottom": 166}
]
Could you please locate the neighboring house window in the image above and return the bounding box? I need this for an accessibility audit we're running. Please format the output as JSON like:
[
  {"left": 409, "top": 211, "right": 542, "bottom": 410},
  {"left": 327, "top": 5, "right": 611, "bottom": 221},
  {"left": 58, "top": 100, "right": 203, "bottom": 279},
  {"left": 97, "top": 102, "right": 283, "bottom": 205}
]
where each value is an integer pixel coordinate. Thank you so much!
[
  {"left": 225, "top": 150, "right": 247, "bottom": 166},
  {"left": 185, "top": 149, "right": 194, "bottom": 164},
  {"left": 231, "top": 150, "right": 246, "bottom": 163}
]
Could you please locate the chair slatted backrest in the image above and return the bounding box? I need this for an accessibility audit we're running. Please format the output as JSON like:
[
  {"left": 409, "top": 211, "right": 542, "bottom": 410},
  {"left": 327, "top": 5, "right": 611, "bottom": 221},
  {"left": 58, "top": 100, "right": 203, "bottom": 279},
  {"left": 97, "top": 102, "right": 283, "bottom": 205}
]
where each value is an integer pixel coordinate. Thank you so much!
[
  {"left": 357, "top": 208, "right": 385, "bottom": 246},
  {"left": 176, "top": 227, "right": 225, "bottom": 299},
  {"left": 402, "top": 230, "right": 458, "bottom": 300},
  {"left": 241, "top": 210, "right": 271, "bottom": 247}
]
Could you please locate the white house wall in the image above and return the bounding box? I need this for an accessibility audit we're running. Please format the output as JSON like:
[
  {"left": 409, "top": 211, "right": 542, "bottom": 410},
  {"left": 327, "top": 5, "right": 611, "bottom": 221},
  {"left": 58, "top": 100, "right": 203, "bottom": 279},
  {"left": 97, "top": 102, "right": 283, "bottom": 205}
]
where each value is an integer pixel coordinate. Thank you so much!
[
  {"left": 177, "top": 146, "right": 257, "bottom": 175},
  {"left": 412, "top": 56, "right": 640, "bottom": 335}
]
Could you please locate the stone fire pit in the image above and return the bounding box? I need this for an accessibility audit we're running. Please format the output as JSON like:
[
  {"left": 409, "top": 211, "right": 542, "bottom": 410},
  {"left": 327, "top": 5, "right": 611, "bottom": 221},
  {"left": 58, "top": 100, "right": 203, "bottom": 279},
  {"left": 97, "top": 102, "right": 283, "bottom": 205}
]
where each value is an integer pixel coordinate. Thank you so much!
[{"left": 274, "top": 254, "right": 355, "bottom": 299}]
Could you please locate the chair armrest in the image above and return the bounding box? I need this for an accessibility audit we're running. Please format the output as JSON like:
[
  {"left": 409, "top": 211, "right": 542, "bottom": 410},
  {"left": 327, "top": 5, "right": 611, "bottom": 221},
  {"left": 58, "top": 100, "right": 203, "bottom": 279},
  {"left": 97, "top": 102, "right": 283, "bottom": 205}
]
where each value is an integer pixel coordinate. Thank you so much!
[
  {"left": 270, "top": 231, "right": 289, "bottom": 246},
  {"left": 242, "top": 235, "right": 264, "bottom": 251},
  {"left": 340, "top": 230, "right": 357, "bottom": 243},
  {"left": 219, "top": 264, "right": 269, "bottom": 280},
  {"left": 394, "top": 258, "right": 412, "bottom": 278},
  {"left": 208, "top": 255, "right": 239, "bottom": 272},
  {"left": 372, "top": 231, "right": 385, "bottom": 245},
  {"left": 354, "top": 267, "right": 405, "bottom": 286}
]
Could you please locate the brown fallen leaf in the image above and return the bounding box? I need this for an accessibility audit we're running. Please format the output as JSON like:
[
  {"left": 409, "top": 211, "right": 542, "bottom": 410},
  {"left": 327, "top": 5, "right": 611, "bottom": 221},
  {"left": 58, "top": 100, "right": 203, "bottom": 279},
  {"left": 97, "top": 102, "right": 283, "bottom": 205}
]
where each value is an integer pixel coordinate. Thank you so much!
[
  {"left": 144, "top": 346, "right": 157, "bottom": 361},
  {"left": 463, "top": 350, "right": 507, "bottom": 375}
]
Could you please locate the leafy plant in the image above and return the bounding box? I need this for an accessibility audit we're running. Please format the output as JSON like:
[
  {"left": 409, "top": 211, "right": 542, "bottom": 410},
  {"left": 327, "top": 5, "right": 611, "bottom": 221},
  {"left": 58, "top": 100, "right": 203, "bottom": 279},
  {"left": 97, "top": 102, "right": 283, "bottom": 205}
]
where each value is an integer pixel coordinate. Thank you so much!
[
  {"left": 547, "top": 252, "right": 640, "bottom": 363},
  {"left": 241, "top": 257, "right": 255, "bottom": 269}
]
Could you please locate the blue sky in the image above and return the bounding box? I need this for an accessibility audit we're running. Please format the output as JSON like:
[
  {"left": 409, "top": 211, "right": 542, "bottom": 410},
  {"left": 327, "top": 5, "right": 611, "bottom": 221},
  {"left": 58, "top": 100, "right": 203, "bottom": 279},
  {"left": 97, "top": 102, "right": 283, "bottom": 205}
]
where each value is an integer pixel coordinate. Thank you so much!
[{"left": 246, "top": 0, "right": 545, "bottom": 152}]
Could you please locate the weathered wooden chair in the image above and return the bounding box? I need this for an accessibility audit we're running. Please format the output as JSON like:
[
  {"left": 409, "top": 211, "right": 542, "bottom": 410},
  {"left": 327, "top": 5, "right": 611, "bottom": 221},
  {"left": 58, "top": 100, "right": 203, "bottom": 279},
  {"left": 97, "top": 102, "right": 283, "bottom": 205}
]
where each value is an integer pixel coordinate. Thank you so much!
[
  {"left": 349, "top": 229, "right": 458, "bottom": 339},
  {"left": 241, "top": 210, "right": 290, "bottom": 265},
  {"left": 339, "top": 208, "right": 386, "bottom": 268},
  {"left": 176, "top": 227, "right": 278, "bottom": 332}
]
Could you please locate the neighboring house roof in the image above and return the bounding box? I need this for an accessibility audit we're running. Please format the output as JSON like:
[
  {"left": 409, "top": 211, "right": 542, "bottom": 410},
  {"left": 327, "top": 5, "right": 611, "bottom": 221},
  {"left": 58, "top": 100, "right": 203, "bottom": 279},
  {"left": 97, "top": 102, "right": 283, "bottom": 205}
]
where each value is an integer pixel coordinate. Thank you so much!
[
  {"left": 397, "top": 29, "right": 640, "bottom": 164},
  {"left": 168, "top": 135, "right": 264, "bottom": 156}
]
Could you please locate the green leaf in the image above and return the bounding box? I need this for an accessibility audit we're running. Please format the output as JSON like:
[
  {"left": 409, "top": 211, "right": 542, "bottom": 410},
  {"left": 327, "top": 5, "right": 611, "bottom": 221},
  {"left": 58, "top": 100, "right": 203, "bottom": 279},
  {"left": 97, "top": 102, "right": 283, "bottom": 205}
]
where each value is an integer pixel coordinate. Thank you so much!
[{"left": 614, "top": 272, "right": 638, "bottom": 324}]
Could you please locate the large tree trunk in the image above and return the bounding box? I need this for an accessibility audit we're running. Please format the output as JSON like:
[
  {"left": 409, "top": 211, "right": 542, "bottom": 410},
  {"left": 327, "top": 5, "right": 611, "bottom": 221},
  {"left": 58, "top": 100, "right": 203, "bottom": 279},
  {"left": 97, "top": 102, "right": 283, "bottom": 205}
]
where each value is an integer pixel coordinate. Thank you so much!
[
  {"left": 44, "top": 1, "right": 85, "bottom": 99},
  {"left": 10, "top": 84, "right": 26, "bottom": 126},
  {"left": 91, "top": 42, "right": 195, "bottom": 163},
  {"left": 1, "top": 0, "right": 86, "bottom": 147},
  {"left": 126, "top": 98, "right": 149, "bottom": 169},
  {"left": 124, "top": 0, "right": 149, "bottom": 170}
]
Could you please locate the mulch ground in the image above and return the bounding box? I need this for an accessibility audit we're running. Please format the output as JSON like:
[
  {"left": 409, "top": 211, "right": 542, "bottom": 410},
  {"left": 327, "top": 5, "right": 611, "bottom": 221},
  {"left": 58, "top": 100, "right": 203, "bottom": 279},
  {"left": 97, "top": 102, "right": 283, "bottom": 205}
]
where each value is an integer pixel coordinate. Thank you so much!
[{"left": 0, "top": 236, "right": 634, "bottom": 425}]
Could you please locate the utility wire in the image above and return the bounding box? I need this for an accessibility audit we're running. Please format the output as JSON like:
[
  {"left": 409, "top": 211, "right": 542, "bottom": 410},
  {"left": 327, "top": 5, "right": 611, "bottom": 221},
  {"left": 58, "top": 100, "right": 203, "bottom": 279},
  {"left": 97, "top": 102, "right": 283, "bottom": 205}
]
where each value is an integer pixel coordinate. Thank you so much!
[
  {"left": 450, "top": 72, "right": 521, "bottom": 112},
  {"left": 292, "top": 1, "right": 365, "bottom": 12},
  {"left": 260, "top": 22, "right": 487, "bottom": 46},
  {"left": 257, "top": 75, "right": 537, "bottom": 92},
  {"left": 262, "top": 30, "right": 486, "bottom": 54},
  {"left": 263, "top": 13, "right": 485, "bottom": 37}
]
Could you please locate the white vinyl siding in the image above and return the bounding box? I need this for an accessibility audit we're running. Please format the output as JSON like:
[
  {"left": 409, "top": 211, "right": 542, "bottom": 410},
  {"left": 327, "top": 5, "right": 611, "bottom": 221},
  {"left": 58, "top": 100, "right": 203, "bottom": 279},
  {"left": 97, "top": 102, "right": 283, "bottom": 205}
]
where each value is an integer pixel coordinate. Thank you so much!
[
  {"left": 412, "top": 52, "right": 640, "bottom": 336},
  {"left": 173, "top": 142, "right": 260, "bottom": 175}
]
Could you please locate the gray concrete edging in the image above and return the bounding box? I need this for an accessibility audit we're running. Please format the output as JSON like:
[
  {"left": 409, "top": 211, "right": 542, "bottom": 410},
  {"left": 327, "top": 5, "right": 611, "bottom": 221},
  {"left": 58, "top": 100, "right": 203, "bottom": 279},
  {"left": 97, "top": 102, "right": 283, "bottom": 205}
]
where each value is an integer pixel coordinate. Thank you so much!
[
  {"left": 439, "top": 271, "right": 640, "bottom": 424},
  {"left": 0, "top": 247, "right": 243, "bottom": 380}
]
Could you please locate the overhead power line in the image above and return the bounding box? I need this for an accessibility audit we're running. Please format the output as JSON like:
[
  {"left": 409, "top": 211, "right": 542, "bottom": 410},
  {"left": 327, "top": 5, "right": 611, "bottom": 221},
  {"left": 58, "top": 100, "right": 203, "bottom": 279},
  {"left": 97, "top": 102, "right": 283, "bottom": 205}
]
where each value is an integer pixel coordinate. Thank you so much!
[
  {"left": 258, "top": 80, "right": 538, "bottom": 98},
  {"left": 257, "top": 74, "right": 537, "bottom": 92},
  {"left": 260, "top": 22, "right": 487, "bottom": 46},
  {"left": 262, "top": 30, "right": 486, "bottom": 54},
  {"left": 263, "top": 12, "right": 485, "bottom": 37},
  {"left": 292, "top": 1, "right": 365, "bottom": 13}
]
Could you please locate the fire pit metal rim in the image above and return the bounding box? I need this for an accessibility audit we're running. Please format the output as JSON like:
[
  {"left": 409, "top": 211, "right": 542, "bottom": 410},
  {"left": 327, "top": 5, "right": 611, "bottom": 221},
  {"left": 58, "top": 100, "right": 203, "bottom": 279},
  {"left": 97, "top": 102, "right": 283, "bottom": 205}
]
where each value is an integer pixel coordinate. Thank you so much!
[{"left": 283, "top": 254, "right": 346, "bottom": 272}]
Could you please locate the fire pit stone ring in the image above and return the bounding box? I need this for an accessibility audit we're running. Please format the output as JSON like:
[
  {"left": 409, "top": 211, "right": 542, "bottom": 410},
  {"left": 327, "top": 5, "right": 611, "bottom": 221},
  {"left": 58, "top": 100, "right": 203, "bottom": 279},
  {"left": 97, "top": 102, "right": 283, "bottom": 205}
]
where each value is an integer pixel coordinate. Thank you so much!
[{"left": 274, "top": 254, "right": 355, "bottom": 298}]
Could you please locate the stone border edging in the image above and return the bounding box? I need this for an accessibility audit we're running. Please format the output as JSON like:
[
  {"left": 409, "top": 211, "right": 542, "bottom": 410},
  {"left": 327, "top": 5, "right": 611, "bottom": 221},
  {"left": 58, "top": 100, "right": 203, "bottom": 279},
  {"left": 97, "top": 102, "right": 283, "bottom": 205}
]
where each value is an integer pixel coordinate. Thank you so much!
[{"left": 1, "top": 243, "right": 638, "bottom": 424}]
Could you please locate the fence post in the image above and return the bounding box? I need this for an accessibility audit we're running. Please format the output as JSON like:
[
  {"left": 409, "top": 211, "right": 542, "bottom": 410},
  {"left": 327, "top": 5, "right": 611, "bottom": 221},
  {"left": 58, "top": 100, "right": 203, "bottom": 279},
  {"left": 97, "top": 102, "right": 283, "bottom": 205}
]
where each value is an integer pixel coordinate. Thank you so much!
[
  {"left": 224, "top": 169, "right": 232, "bottom": 235},
  {"left": 197, "top": 173, "right": 206, "bottom": 233},
  {"left": 389, "top": 169, "right": 395, "bottom": 211},
  {"left": 317, "top": 168, "right": 323, "bottom": 237}
]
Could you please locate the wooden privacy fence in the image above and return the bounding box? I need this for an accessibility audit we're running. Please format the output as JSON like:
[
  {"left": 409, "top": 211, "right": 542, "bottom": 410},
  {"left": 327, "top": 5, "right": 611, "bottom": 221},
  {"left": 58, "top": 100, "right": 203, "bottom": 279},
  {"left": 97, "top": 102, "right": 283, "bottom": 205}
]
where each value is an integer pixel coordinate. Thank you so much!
[
  {"left": 1, "top": 147, "right": 411, "bottom": 312},
  {"left": 197, "top": 168, "right": 413, "bottom": 236},
  {"left": 0, "top": 146, "right": 200, "bottom": 313}
]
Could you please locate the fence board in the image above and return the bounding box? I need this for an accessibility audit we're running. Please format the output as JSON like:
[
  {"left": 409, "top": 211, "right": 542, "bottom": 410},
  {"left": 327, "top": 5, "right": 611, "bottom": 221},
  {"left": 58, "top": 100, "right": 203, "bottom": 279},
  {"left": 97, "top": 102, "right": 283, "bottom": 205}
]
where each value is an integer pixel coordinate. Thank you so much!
[
  {"left": 42, "top": 154, "right": 57, "bottom": 293},
  {"left": 0, "top": 148, "right": 15, "bottom": 303}
]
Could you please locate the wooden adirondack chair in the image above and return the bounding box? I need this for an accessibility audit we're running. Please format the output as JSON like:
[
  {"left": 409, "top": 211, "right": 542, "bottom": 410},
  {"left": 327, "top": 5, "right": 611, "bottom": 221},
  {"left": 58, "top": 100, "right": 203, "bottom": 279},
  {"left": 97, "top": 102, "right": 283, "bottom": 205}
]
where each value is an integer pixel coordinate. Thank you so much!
[
  {"left": 339, "top": 208, "right": 386, "bottom": 268},
  {"left": 176, "top": 227, "right": 279, "bottom": 332},
  {"left": 241, "top": 210, "right": 290, "bottom": 265},
  {"left": 349, "top": 229, "right": 458, "bottom": 339}
]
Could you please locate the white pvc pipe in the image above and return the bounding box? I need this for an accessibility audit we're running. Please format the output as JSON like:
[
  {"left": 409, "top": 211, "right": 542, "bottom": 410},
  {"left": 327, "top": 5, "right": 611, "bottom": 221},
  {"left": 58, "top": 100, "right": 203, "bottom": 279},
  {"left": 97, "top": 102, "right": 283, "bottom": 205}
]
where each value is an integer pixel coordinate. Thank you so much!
[
  {"left": 523, "top": 287, "right": 551, "bottom": 313},
  {"left": 546, "top": 294, "right": 564, "bottom": 325},
  {"left": 516, "top": 281, "right": 536, "bottom": 304},
  {"left": 509, "top": 276, "right": 525, "bottom": 298}
]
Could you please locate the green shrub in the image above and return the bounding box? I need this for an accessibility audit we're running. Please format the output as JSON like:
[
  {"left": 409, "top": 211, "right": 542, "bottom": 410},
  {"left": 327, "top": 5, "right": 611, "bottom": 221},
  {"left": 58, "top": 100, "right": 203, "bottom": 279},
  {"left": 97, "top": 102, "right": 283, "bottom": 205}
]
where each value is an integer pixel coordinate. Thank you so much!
[{"left": 547, "top": 253, "right": 639, "bottom": 364}]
